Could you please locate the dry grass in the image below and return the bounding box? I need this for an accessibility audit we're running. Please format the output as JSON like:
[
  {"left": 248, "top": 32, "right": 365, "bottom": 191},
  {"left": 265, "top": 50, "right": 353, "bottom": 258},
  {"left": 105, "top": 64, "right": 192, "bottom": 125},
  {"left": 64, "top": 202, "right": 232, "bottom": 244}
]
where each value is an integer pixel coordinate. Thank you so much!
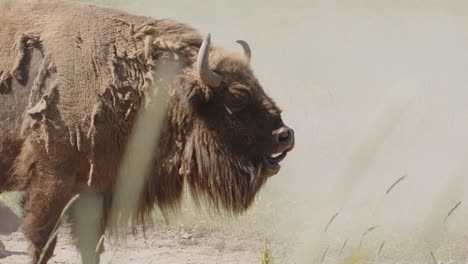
[
  {"left": 359, "top": 226, "right": 380, "bottom": 249},
  {"left": 339, "top": 238, "right": 349, "bottom": 256},
  {"left": 261, "top": 237, "right": 273, "bottom": 264},
  {"left": 320, "top": 246, "right": 329, "bottom": 263},
  {"left": 377, "top": 240, "right": 385, "bottom": 258},
  {"left": 430, "top": 251, "right": 438, "bottom": 264},
  {"left": 324, "top": 212, "right": 339, "bottom": 232},
  {"left": 443, "top": 201, "right": 462, "bottom": 223},
  {"left": 385, "top": 175, "right": 407, "bottom": 196}
]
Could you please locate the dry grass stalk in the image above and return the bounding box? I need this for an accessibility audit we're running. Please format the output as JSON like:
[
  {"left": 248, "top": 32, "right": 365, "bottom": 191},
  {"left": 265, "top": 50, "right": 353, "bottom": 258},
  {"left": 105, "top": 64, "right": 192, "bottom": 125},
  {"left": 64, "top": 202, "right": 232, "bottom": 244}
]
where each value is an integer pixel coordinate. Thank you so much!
[
  {"left": 324, "top": 212, "right": 339, "bottom": 232},
  {"left": 430, "top": 251, "right": 437, "bottom": 264},
  {"left": 38, "top": 194, "right": 80, "bottom": 264},
  {"left": 321, "top": 246, "right": 329, "bottom": 263},
  {"left": 443, "top": 201, "right": 462, "bottom": 223},
  {"left": 385, "top": 175, "right": 406, "bottom": 196},
  {"left": 95, "top": 234, "right": 105, "bottom": 253},
  {"left": 261, "top": 236, "right": 272, "bottom": 264},
  {"left": 377, "top": 240, "right": 386, "bottom": 257},
  {"left": 339, "top": 238, "right": 349, "bottom": 255},
  {"left": 359, "top": 226, "right": 380, "bottom": 249}
]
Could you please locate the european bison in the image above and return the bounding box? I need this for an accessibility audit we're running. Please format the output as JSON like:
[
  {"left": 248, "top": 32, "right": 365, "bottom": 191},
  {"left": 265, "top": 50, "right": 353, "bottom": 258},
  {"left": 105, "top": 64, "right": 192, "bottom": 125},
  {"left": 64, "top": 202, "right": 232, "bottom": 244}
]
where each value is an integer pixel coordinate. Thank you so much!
[{"left": 0, "top": 0, "right": 295, "bottom": 263}]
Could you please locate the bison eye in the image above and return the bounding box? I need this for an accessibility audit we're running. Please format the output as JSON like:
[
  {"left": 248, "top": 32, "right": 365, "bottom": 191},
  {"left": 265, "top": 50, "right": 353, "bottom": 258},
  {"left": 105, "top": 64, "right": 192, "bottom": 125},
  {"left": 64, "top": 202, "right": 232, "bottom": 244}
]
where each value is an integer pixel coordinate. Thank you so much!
[{"left": 225, "top": 85, "right": 249, "bottom": 113}]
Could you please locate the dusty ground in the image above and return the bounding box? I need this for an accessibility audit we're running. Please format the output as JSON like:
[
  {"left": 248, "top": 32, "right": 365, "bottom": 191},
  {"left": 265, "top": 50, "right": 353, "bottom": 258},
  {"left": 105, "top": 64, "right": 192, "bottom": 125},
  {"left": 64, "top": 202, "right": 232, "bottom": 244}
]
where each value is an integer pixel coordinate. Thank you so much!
[
  {"left": 0, "top": 222, "right": 292, "bottom": 264},
  {"left": 1, "top": 202, "right": 468, "bottom": 264}
]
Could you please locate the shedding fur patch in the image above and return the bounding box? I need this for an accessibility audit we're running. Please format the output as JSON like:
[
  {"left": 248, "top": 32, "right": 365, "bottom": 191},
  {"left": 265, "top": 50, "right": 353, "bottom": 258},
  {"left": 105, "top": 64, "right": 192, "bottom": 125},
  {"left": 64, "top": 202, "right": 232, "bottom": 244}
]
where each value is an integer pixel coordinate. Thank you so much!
[
  {"left": 0, "top": 33, "right": 39, "bottom": 94},
  {"left": 26, "top": 84, "right": 59, "bottom": 153},
  {"left": 27, "top": 56, "right": 54, "bottom": 109}
]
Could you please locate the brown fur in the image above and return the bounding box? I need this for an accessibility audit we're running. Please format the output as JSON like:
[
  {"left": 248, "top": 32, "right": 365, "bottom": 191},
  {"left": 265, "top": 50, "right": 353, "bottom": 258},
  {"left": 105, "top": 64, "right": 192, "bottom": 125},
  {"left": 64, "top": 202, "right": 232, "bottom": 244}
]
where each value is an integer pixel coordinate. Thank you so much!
[{"left": 0, "top": 0, "right": 292, "bottom": 263}]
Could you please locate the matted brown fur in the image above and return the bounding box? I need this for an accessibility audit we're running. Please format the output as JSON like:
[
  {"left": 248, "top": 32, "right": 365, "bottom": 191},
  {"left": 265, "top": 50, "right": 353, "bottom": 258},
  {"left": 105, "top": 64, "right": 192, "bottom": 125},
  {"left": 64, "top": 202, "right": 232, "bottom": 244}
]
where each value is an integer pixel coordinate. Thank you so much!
[{"left": 0, "top": 0, "right": 293, "bottom": 263}]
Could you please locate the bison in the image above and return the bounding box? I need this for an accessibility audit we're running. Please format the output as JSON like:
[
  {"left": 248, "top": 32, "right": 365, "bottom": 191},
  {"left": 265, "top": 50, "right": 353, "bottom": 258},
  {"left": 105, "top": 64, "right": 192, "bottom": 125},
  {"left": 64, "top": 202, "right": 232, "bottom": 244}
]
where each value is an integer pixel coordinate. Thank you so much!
[{"left": 0, "top": 0, "right": 295, "bottom": 263}]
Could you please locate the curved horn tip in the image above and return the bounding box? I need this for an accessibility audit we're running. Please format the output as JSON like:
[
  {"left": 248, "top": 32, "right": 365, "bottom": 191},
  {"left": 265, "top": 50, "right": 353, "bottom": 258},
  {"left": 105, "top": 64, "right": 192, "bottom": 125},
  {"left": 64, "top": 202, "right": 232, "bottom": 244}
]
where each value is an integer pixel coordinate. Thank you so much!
[{"left": 235, "top": 40, "right": 252, "bottom": 62}]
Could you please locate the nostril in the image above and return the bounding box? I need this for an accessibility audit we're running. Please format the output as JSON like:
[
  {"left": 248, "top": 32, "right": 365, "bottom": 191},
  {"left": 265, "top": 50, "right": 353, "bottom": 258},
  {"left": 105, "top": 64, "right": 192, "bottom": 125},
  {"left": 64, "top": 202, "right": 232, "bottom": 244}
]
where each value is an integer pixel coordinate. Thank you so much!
[
  {"left": 274, "top": 127, "right": 291, "bottom": 143},
  {"left": 278, "top": 129, "right": 290, "bottom": 142}
]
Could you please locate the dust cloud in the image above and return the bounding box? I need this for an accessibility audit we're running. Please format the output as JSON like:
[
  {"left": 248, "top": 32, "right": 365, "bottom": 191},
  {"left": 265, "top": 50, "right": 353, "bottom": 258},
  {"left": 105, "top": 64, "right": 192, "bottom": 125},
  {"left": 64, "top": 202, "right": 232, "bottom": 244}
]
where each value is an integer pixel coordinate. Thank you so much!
[{"left": 85, "top": 0, "right": 468, "bottom": 262}]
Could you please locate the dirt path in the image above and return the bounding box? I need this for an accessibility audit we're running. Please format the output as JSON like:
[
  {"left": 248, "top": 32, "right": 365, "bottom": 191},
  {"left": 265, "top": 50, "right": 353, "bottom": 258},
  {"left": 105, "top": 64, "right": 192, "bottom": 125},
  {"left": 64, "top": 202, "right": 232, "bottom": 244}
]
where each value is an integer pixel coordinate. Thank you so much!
[{"left": 0, "top": 223, "right": 291, "bottom": 264}]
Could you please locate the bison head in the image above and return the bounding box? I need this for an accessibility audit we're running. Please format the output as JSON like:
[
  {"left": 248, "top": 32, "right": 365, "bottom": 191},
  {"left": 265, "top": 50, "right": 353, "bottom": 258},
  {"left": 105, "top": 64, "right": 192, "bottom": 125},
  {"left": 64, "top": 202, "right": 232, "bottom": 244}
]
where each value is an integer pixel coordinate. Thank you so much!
[{"left": 160, "top": 34, "right": 294, "bottom": 213}]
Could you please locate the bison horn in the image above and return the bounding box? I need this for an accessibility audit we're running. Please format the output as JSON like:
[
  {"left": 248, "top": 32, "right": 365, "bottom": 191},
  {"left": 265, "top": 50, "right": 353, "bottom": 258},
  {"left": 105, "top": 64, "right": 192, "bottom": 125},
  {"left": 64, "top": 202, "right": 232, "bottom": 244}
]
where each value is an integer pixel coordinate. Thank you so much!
[
  {"left": 197, "top": 33, "right": 223, "bottom": 87},
  {"left": 236, "top": 40, "right": 251, "bottom": 63}
]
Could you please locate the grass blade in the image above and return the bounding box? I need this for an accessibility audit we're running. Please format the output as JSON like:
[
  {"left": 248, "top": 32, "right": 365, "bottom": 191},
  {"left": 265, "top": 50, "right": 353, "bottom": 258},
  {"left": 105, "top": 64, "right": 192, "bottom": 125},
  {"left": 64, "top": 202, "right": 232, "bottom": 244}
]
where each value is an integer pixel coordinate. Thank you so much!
[
  {"left": 430, "top": 251, "right": 437, "bottom": 264},
  {"left": 339, "top": 238, "right": 349, "bottom": 255},
  {"left": 377, "top": 240, "right": 385, "bottom": 257},
  {"left": 321, "top": 246, "right": 329, "bottom": 263},
  {"left": 324, "top": 212, "right": 339, "bottom": 232},
  {"left": 385, "top": 175, "right": 406, "bottom": 196},
  {"left": 359, "top": 226, "right": 380, "bottom": 249},
  {"left": 261, "top": 236, "right": 272, "bottom": 264},
  {"left": 443, "top": 201, "right": 462, "bottom": 223},
  {"left": 38, "top": 194, "right": 80, "bottom": 264},
  {"left": 95, "top": 234, "right": 105, "bottom": 253}
]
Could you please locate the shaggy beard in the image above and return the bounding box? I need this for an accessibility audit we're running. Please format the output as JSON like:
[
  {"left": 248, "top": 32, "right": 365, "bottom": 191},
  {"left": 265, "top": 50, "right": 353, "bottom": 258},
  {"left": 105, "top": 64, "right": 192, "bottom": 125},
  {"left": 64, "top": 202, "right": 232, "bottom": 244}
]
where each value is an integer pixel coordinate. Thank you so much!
[
  {"left": 180, "top": 132, "right": 268, "bottom": 214},
  {"left": 137, "top": 126, "right": 268, "bottom": 224}
]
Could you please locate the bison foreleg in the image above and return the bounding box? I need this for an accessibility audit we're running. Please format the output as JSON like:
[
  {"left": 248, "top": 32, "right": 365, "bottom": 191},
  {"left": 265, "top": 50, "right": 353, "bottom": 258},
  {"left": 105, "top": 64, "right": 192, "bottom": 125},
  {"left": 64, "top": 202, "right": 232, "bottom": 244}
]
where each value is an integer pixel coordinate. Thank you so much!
[
  {"left": 18, "top": 143, "right": 79, "bottom": 264},
  {"left": 21, "top": 182, "right": 76, "bottom": 264}
]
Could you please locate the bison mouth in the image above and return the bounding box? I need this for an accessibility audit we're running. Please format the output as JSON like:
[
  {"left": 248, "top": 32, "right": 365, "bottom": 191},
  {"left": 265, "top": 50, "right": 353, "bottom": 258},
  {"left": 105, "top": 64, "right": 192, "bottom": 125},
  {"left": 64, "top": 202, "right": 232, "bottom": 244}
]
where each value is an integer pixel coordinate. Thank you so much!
[{"left": 261, "top": 151, "right": 288, "bottom": 177}]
